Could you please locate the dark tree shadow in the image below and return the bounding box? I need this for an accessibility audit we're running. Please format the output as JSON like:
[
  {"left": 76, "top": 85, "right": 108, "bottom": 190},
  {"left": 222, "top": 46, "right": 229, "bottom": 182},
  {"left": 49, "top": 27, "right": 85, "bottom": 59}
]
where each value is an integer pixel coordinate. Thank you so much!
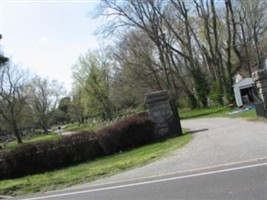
[{"left": 184, "top": 128, "right": 209, "bottom": 135}]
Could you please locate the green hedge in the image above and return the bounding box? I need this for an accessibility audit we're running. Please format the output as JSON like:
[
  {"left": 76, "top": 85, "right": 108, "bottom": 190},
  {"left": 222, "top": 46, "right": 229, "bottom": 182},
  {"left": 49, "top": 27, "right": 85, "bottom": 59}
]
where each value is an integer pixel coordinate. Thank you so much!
[
  {"left": 0, "top": 113, "right": 155, "bottom": 179},
  {"left": 0, "top": 131, "right": 103, "bottom": 179},
  {"left": 97, "top": 112, "right": 155, "bottom": 154}
]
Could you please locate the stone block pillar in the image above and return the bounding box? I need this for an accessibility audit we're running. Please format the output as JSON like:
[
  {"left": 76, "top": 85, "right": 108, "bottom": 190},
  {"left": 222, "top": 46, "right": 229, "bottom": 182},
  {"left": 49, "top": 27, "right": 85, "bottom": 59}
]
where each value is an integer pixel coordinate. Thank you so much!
[
  {"left": 145, "top": 90, "right": 182, "bottom": 139},
  {"left": 252, "top": 69, "right": 267, "bottom": 117},
  {"left": 252, "top": 69, "right": 267, "bottom": 107}
]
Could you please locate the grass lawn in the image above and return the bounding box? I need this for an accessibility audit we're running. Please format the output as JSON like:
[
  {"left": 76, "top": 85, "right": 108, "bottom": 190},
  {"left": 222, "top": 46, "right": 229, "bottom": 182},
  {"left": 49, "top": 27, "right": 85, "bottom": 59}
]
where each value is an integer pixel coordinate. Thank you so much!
[
  {"left": 179, "top": 107, "right": 231, "bottom": 119},
  {"left": 1, "top": 134, "right": 61, "bottom": 151},
  {"left": 0, "top": 133, "right": 192, "bottom": 196},
  {"left": 179, "top": 106, "right": 262, "bottom": 120},
  {"left": 63, "top": 124, "right": 101, "bottom": 133},
  {"left": 63, "top": 123, "right": 89, "bottom": 132}
]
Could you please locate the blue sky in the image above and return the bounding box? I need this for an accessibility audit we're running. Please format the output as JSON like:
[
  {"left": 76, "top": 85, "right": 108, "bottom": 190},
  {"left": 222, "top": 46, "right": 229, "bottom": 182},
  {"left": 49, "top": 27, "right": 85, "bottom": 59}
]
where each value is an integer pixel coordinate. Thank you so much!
[{"left": 1, "top": 0, "right": 105, "bottom": 92}]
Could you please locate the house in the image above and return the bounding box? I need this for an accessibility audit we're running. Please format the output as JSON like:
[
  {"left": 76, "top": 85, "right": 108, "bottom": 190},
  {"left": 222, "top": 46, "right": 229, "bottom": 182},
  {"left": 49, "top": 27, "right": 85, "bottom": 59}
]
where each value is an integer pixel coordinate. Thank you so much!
[{"left": 233, "top": 77, "right": 254, "bottom": 107}]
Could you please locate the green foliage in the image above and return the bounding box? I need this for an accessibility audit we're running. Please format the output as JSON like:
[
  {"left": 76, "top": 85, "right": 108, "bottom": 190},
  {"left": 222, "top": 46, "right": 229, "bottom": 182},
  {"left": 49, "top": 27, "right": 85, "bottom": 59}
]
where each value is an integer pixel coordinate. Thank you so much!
[
  {"left": 72, "top": 50, "right": 113, "bottom": 121},
  {"left": 224, "top": 83, "right": 235, "bottom": 103},
  {"left": 209, "top": 81, "right": 224, "bottom": 106},
  {"left": 191, "top": 66, "right": 210, "bottom": 107},
  {"left": 187, "top": 93, "right": 198, "bottom": 109},
  {"left": 56, "top": 97, "right": 72, "bottom": 123}
]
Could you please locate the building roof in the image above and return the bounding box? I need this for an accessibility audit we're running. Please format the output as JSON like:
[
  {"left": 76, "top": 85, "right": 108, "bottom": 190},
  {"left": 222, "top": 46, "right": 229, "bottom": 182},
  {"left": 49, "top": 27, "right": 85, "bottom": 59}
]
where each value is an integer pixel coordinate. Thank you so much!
[{"left": 233, "top": 77, "right": 254, "bottom": 88}]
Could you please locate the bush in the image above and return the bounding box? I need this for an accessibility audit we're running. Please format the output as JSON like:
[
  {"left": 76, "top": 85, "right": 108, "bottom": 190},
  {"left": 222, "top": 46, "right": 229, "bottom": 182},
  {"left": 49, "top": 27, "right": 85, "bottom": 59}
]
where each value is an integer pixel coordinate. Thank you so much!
[
  {"left": 97, "top": 126, "right": 121, "bottom": 155},
  {"left": 97, "top": 112, "right": 155, "bottom": 154},
  {"left": 0, "top": 131, "right": 104, "bottom": 179},
  {"left": 0, "top": 113, "right": 155, "bottom": 179}
]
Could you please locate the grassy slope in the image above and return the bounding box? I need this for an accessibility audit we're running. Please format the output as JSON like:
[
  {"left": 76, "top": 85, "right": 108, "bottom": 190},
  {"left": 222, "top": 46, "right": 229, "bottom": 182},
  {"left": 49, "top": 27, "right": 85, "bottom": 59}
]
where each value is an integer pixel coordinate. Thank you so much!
[
  {"left": 179, "top": 106, "right": 261, "bottom": 120},
  {"left": 63, "top": 123, "right": 91, "bottom": 132},
  {"left": 0, "top": 133, "right": 191, "bottom": 196},
  {"left": 1, "top": 134, "right": 61, "bottom": 151}
]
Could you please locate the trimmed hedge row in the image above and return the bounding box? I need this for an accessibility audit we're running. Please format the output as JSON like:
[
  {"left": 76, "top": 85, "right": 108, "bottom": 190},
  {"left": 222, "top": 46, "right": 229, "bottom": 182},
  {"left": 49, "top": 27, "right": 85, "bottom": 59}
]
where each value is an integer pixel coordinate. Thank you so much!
[
  {"left": 0, "top": 113, "right": 155, "bottom": 179},
  {"left": 0, "top": 131, "right": 103, "bottom": 179},
  {"left": 97, "top": 112, "right": 155, "bottom": 154}
]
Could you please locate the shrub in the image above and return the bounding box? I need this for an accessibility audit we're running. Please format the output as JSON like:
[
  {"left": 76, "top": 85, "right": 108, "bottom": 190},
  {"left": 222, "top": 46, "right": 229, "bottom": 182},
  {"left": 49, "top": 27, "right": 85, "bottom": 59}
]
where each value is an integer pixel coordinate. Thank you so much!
[
  {"left": 97, "top": 126, "right": 121, "bottom": 155},
  {"left": 97, "top": 112, "right": 155, "bottom": 154},
  {"left": 0, "top": 113, "right": 155, "bottom": 179},
  {"left": 0, "top": 131, "right": 104, "bottom": 179}
]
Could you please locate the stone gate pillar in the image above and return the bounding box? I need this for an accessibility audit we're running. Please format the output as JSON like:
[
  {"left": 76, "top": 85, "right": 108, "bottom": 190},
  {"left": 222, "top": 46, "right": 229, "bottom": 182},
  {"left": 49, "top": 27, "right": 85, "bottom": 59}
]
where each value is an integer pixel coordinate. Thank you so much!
[
  {"left": 145, "top": 90, "right": 182, "bottom": 139},
  {"left": 252, "top": 69, "right": 267, "bottom": 117}
]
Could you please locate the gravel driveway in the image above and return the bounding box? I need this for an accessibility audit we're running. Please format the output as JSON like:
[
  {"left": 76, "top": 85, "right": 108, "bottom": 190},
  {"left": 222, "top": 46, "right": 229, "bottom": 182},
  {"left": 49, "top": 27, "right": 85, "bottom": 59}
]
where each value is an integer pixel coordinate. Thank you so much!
[{"left": 84, "top": 117, "right": 267, "bottom": 186}]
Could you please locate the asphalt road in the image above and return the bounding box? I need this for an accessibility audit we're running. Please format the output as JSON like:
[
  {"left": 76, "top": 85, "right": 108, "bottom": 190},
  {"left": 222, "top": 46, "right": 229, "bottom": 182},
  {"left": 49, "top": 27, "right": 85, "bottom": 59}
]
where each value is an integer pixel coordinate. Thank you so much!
[{"left": 16, "top": 160, "right": 267, "bottom": 200}]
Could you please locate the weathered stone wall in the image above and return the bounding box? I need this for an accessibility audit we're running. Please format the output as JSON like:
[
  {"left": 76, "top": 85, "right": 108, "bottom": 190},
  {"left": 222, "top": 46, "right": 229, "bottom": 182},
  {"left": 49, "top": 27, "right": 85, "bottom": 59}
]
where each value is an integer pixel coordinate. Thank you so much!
[
  {"left": 145, "top": 90, "right": 182, "bottom": 138},
  {"left": 252, "top": 69, "right": 267, "bottom": 107}
]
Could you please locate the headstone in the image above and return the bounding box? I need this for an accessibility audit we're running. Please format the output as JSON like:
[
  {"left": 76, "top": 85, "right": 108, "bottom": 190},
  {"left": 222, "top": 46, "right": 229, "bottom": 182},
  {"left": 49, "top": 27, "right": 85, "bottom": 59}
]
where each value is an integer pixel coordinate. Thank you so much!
[
  {"left": 145, "top": 90, "right": 182, "bottom": 139},
  {"left": 252, "top": 69, "right": 267, "bottom": 117}
]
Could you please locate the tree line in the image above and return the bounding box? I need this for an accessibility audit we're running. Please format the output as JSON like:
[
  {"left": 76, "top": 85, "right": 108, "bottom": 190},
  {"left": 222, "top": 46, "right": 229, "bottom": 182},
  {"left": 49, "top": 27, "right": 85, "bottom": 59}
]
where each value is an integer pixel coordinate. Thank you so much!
[
  {"left": 1, "top": 0, "right": 267, "bottom": 143},
  {"left": 71, "top": 0, "right": 267, "bottom": 122}
]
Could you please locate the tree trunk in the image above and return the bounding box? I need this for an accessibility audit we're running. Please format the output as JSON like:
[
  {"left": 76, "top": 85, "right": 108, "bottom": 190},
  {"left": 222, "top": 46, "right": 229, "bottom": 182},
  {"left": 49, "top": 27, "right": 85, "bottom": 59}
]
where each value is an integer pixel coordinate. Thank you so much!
[
  {"left": 105, "top": 106, "right": 113, "bottom": 121},
  {"left": 41, "top": 118, "right": 49, "bottom": 134},
  {"left": 13, "top": 125, "right": 23, "bottom": 144}
]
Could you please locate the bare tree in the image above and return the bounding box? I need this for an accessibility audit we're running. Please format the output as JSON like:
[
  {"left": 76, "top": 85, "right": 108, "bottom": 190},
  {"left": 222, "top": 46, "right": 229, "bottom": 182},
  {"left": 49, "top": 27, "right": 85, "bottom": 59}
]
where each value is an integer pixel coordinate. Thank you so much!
[
  {"left": 29, "top": 76, "right": 64, "bottom": 134},
  {"left": 113, "top": 30, "right": 164, "bottom": 90},
  {"left": 98, "top": 0, "right": 199, "bottom": 107},
  {"left": 93, "top": 0, "right": 267, "bottom": 108},
  {"left": 234, "top": 0, "right": 267, "bottom": 70},
  {"left": 0, "top": 63, "right": 29, "bottom": 143},
  {"left": 111, "top": 30, "right": 164, "bottom": 108}
]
